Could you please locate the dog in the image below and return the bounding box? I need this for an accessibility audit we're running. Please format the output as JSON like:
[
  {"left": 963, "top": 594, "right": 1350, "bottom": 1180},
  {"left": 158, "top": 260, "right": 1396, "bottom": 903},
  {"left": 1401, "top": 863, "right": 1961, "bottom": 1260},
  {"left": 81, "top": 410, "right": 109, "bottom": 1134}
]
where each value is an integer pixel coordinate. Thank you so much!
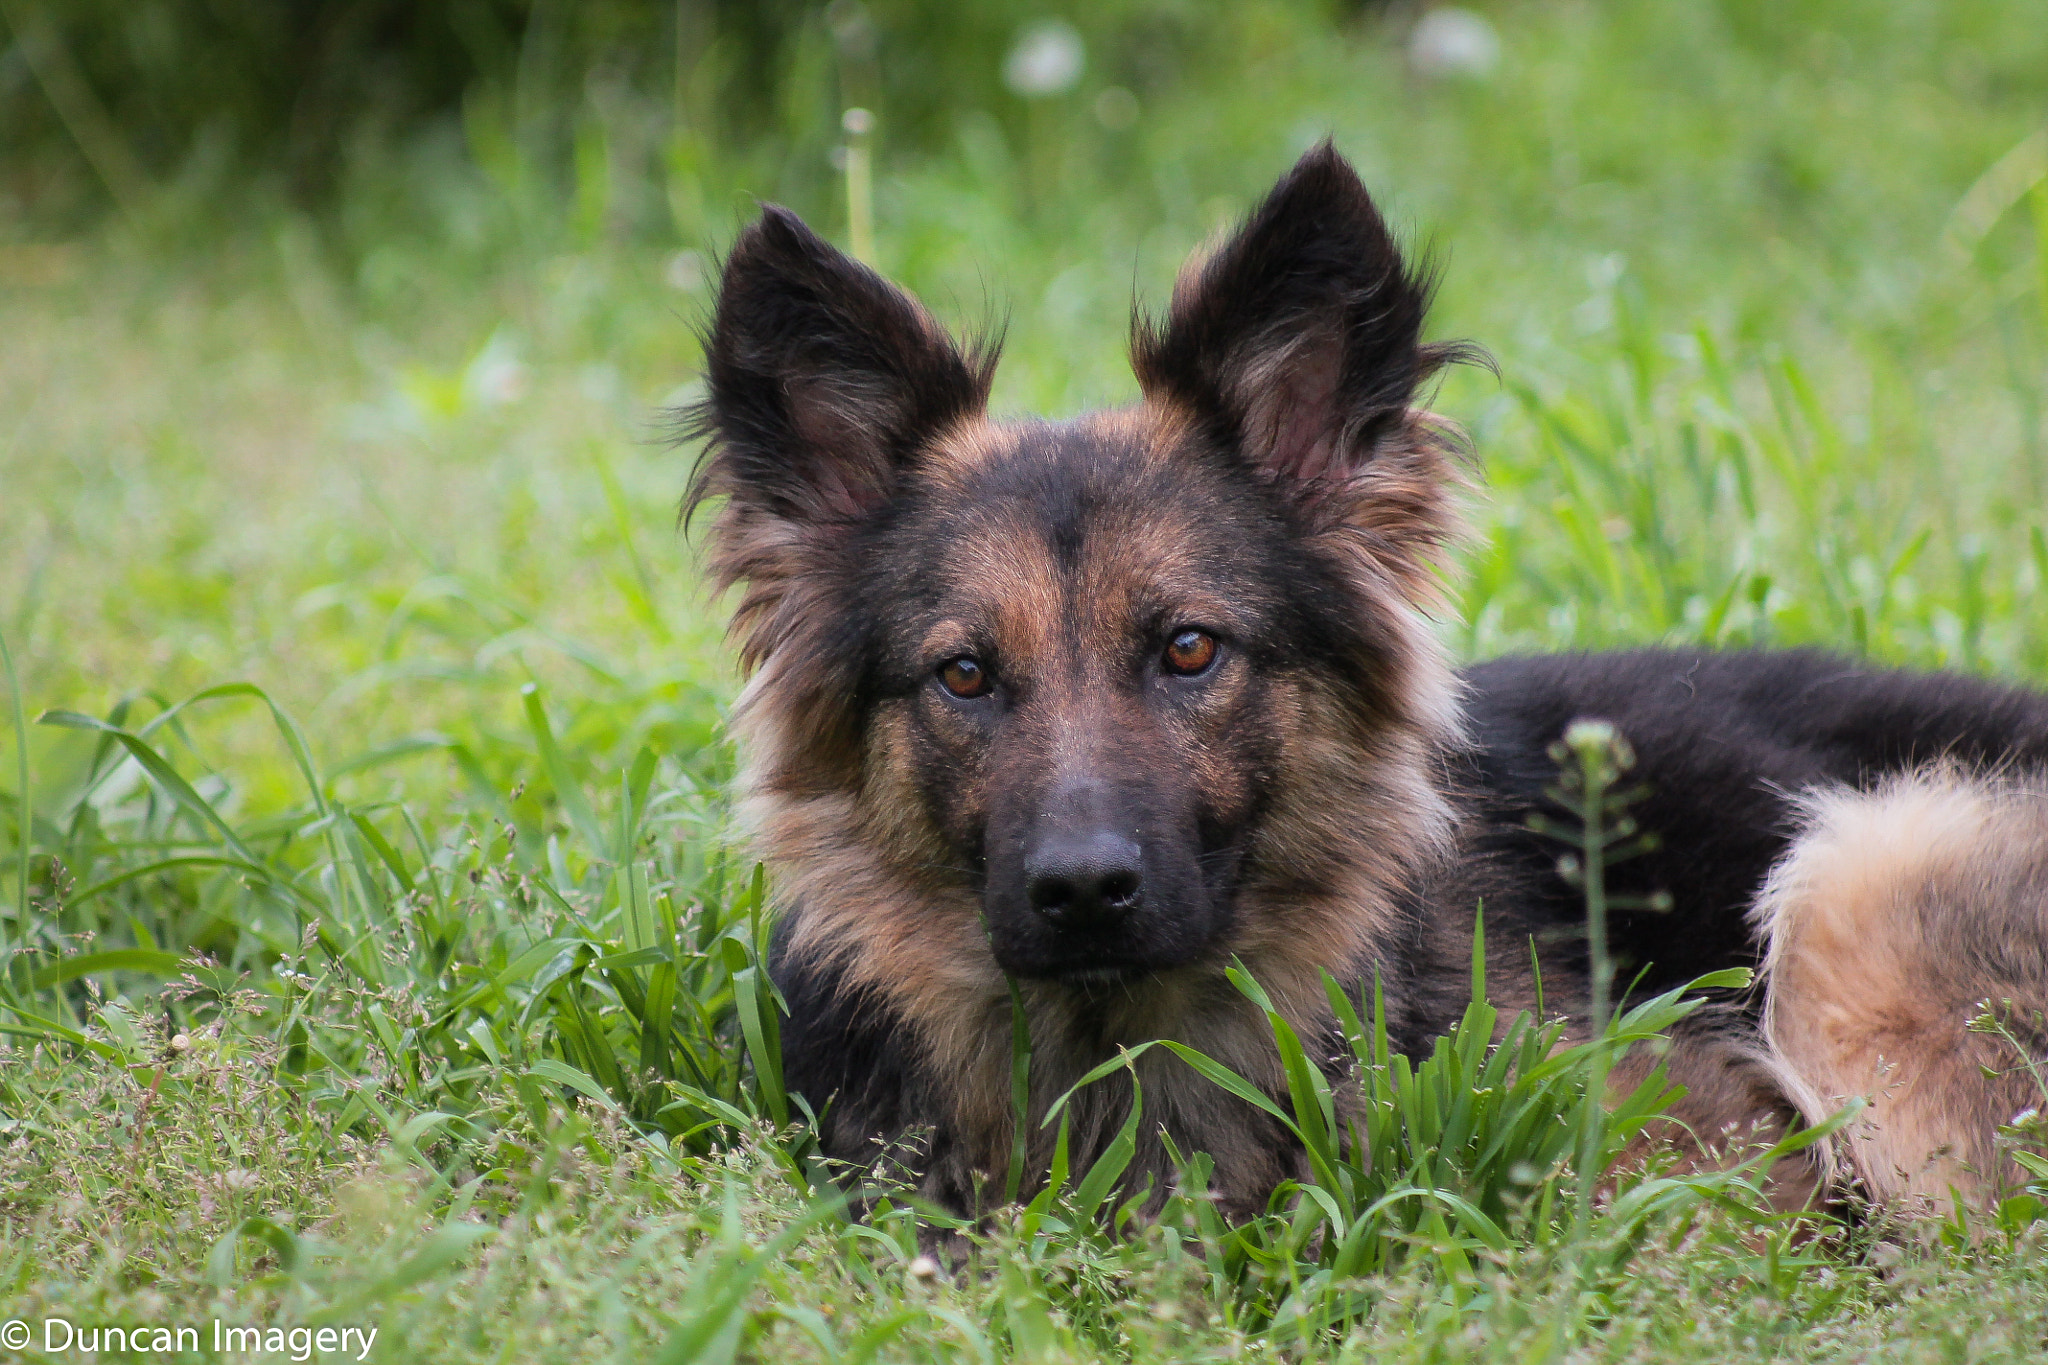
[{"left": 683, "top": 143, "right": 2048, "bottom": 1220}]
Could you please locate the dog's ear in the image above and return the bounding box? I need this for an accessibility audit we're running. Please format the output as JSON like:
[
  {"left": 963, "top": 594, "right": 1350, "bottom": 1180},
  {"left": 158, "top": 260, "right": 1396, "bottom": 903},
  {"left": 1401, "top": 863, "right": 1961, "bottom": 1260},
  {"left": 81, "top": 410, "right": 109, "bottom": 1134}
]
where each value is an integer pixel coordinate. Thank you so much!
[
  {"left": 1132, "top": 142, "right": 1468, "bottom": 492},
  {"left": 684, "top": 207, "right": 995, "bottom": 687},
  {"left": 687, "top": 205, "right": 995, "bottom": 530}
]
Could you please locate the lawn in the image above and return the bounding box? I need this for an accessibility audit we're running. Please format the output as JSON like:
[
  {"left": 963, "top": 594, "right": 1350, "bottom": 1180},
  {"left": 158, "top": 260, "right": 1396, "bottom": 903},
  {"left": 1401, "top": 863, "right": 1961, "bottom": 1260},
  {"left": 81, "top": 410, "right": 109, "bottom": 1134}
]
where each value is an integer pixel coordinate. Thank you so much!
[{"left": 4, "top": 1, "right": 2048, "bottom": 1359}]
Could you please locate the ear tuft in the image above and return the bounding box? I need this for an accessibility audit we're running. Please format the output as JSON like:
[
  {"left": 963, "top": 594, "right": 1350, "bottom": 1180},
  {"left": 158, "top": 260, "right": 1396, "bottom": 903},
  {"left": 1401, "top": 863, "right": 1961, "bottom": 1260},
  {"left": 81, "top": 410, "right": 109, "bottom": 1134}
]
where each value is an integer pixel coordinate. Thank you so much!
[
  {"left": 682, "top": 205, "right": 997, "bottom": 533},
  {"left": 1132, "top": 141, "right": 1479, "bottom": 493}
]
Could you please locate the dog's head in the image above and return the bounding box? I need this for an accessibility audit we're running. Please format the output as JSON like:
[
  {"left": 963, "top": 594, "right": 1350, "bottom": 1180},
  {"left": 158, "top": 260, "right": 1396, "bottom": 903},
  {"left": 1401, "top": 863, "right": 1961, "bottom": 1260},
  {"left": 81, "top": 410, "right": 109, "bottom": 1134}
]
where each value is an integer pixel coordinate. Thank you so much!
[{"left": 686, "top": 144, "right": 1471, "bottom": 993}]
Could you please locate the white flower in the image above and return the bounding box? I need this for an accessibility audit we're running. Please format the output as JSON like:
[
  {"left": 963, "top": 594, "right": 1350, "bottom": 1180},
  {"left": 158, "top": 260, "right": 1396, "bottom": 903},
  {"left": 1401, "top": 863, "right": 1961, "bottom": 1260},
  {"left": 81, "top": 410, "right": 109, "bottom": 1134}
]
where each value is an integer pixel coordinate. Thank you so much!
[
  {"left": 1409, "top": 9, "right": 1501, "bottom": 80},
  {"left": 1005, "top": 21, "right": 1085, "bottom": 97}
]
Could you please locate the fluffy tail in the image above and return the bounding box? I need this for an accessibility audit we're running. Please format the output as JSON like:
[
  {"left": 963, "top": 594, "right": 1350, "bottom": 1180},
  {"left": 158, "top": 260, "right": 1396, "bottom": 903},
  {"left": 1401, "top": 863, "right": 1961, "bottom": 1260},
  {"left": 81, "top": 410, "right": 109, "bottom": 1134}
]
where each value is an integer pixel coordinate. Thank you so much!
[{"left": 1754, "top": 766, "right": 2048, "bottom": 1208}]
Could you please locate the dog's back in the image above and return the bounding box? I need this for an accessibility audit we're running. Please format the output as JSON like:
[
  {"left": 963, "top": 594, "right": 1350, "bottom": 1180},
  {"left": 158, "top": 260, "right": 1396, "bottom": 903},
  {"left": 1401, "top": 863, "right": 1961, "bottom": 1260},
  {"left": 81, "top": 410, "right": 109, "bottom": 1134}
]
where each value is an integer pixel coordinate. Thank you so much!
[
  {"left": 1446, "top": 648, "right": 2048, "bottom": 999},
  {"left": 1417, "top": 650, "right": 2048, "bottom": 1206}
]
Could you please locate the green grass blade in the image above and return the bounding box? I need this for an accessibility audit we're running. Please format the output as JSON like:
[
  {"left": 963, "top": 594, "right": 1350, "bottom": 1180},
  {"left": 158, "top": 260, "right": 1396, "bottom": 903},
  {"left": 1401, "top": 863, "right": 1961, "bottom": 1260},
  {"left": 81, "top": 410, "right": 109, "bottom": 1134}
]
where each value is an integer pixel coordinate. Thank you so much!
[
  {"left": 520, "top": 683, "right": 605, "bottom": 853},
  {"left": 30, "top": 947, "right": 184, "bottom": 987},
  {"left": 0, "top": 624, "right": 28, "bottom": 1000}
]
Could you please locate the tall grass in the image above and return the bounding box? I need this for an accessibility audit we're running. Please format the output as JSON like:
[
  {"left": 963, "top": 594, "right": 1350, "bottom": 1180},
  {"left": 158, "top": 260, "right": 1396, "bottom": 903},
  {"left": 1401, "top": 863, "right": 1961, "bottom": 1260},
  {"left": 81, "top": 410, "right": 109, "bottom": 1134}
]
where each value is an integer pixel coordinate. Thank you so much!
[{"left": 1, "top": 676, "right": 793, "bottom": 1167}]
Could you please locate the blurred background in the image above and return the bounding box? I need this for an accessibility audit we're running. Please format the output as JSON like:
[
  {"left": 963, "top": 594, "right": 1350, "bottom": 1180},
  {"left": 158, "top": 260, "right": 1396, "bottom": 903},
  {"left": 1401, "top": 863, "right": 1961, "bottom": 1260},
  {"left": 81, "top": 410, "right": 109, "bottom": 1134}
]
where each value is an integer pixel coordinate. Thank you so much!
[{"left": 2, "top": 0, "right": 2046, "bottom": 800}]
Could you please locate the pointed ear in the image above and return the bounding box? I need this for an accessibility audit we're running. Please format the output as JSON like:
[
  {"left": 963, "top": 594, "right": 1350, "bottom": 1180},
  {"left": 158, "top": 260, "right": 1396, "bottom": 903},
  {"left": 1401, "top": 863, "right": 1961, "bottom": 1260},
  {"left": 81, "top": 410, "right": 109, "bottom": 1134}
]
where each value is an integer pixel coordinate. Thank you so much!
[
  {"left": 1131, "top": 142, "right": 1473, "bottom": 494},
  {"left": 685, "top": 205, "right": 996, "bottom": 533}
]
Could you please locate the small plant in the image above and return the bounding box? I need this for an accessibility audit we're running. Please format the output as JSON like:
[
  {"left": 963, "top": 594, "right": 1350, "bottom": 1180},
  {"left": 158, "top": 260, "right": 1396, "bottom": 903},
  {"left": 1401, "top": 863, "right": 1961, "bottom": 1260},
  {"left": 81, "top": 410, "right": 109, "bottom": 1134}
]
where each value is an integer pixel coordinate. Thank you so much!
[
  {"left": 1966, "top": 997, "right": 2048, "bottom": 1238},
  {"left": 1529, "top": 717, "right": 1673, "bottom": 1249}
]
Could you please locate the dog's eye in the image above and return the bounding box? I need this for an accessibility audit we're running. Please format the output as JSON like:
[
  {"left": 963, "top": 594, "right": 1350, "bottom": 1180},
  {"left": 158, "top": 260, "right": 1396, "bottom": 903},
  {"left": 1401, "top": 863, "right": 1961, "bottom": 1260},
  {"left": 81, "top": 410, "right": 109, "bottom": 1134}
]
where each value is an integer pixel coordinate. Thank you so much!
[
  {"left": 937, "top": 656, "right": 991, "bottom": 699},
  {"left": 1162, "top": 629, "right": 1219, "bottom": 676}
]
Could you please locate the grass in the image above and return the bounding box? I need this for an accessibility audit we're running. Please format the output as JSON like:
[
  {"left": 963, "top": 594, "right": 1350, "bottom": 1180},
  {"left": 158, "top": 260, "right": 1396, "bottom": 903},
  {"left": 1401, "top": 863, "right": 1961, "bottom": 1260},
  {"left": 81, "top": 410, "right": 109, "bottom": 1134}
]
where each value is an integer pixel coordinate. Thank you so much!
[{"left": 5, "top": 0, "right": 2048, "bottom": 1358}]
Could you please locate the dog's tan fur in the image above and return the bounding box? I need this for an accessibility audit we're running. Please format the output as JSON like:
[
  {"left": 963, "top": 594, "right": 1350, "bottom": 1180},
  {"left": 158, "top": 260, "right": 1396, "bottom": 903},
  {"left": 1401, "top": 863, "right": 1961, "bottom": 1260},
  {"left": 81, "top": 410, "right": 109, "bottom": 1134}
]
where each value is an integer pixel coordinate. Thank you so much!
[{"left": 1754, "top": 766, "right": 2048, "bottom": 1205}]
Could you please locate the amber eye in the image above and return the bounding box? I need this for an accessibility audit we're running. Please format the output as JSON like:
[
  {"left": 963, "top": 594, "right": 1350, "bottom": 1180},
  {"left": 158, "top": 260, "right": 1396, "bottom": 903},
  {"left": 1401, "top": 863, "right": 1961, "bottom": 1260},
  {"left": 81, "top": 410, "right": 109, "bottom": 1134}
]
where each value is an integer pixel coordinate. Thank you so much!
[
  {"left": 937, "top": 656, "right": 991, "bottom": 699},
  {"left": 1163, "top": 629, "right": 1219, "bottom": 676}
]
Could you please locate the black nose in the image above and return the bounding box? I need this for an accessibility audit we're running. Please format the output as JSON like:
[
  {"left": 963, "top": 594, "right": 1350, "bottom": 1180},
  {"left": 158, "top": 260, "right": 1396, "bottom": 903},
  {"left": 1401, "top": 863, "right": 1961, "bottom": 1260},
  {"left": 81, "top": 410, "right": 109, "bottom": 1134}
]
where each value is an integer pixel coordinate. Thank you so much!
[{"left": 1025, "top": 832, "right": 1144, "bottom": 929}]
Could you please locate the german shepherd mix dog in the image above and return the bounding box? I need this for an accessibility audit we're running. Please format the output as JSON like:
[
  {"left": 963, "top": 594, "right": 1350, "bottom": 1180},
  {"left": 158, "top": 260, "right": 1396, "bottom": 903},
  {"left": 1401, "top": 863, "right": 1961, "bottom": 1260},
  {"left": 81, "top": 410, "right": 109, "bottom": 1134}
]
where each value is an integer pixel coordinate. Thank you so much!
[{"left": 685, "top": 145, "right": 2048, "bottom": 1221}]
